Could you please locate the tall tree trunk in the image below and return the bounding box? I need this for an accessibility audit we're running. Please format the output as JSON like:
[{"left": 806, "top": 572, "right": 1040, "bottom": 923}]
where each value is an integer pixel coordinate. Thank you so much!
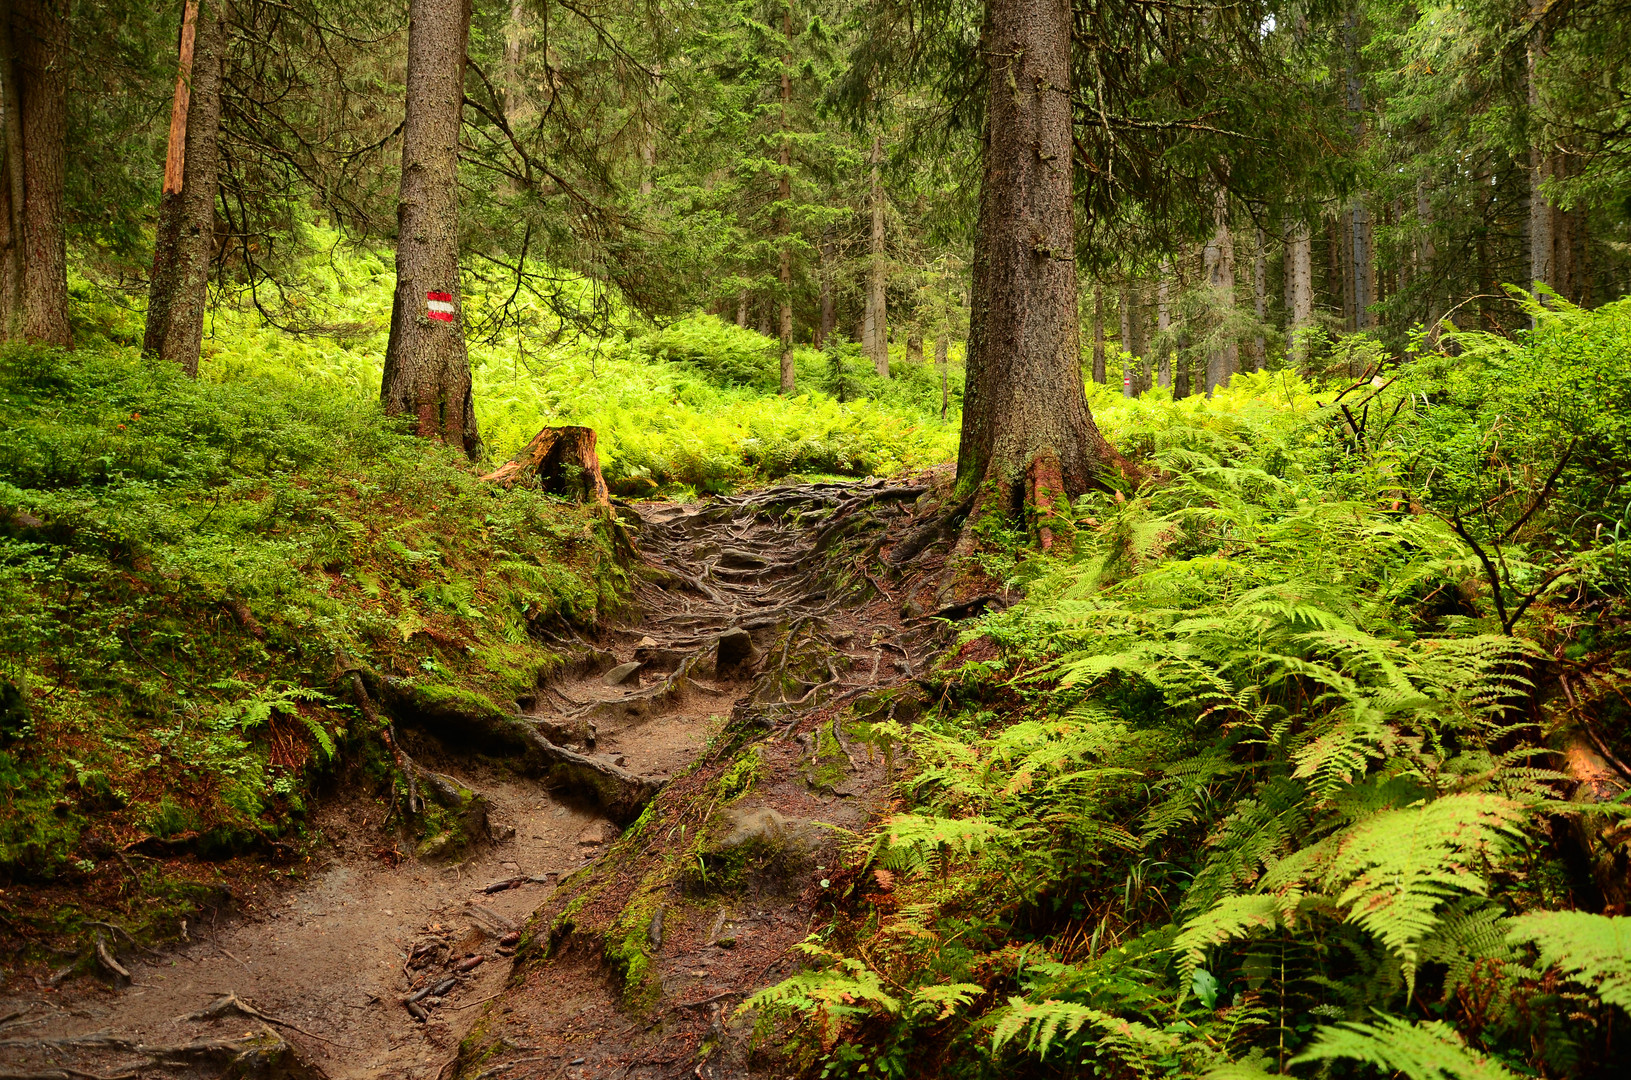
[
  {"left": 1091, "top": 282, "right": 1105, "bottom": 384},
  {"left": 1156, "top": 269, "right": 1171, "bottom": 391},
  {"left": 1119, "top": 285, "right": 1135, "bottom": 397},
  {"left": 382, "top": 0, "right": 479, "bottom": 458},
  {"left": 1344, "top": 7, "right": 1371, "bottom": 332},
  {"left": 935, "top": 332, "right": 949, "bottom": 420},
  {"left": 1527, "top": 0, "right": 1554, "bottom": 306},
  {"left": 777, "top": 5, "right": 794, "bottom": 394},
  {"left": 736, "top": 290, "right": 748, "bottom": 328},
  {"left": 1415, "top": 178, "right": 1438, "bottom": 344},
  {"left": 957, "top": 0, "right": 1118, "bottom": 504},
  {"left": 1289, "top": 221, "right": 1313, "bottom": 366},
  {"left": 0, "top": 14, "right": 26, "bottom": 341},
  {"left": 1252, "top": 226, "right": 1267, "bottom": 371},
  {"left": 9, "top": 0, "right": 68, "bottom": 346},
  {"left": 868, "top": 134, "right": 888, "bottom": 377},
  {"left": 145, "top": 0, "right": 225, "bottom": 378},
  {"left": 815, "top": 233, "right": 833, "bottom": 348},
  {"left": 1203, "top": 187, "right": 1236, "bottom": 396}
]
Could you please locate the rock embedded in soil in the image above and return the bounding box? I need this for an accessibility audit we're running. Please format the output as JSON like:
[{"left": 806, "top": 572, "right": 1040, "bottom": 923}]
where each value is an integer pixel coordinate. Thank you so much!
[{"left": 602, "top": 661, "right": 643, "bottom": 686}]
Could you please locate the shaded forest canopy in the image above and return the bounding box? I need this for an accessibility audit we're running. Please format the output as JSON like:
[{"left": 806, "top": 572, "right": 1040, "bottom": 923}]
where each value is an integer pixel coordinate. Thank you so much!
[{"left": 2, "top": 0, "right": 1631, "bottom": 1077}]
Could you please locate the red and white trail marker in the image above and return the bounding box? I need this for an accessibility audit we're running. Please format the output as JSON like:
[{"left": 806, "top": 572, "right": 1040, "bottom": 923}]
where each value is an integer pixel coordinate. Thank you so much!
[{"left": 426, "top": 291, "right": 456, "bottom": 322}]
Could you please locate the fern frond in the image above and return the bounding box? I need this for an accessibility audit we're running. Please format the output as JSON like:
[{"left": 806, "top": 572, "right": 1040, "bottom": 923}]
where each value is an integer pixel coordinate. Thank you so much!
[
  {"left": 988, "top": 996, "right": 1181, "bottom": 1063},
  {"left": 876, "top": 813, "right": 1013, "bottom": 878},
  {"left": 1507, "top": 910, "right": 1631, "bottom": 1008},
  {"left": 1290, "top": 1015, "right": 1518, "bottom": 1080},
  {"left": 1175, "top": 894, "right": 1292, "bottom": 983}
]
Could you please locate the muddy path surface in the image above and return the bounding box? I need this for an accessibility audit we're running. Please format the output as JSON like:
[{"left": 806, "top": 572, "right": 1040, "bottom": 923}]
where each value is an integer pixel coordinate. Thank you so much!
[{"left": 0, "top": 477, "right": 957, "bottom": 1080}]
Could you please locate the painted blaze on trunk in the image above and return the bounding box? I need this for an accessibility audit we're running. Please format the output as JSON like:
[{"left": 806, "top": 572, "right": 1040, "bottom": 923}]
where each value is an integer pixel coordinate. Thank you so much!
[
  {"left": 382, "top": 0, "right": 480, "bottom": 459},
  {"left": 958, "top": 0, "right": 1120, "bottom": 508}
]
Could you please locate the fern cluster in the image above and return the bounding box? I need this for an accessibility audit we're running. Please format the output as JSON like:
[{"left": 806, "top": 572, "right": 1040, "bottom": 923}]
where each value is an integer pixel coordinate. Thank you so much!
[{"left": 753, "top": 302, "right": 1631, "bottom": 1079}]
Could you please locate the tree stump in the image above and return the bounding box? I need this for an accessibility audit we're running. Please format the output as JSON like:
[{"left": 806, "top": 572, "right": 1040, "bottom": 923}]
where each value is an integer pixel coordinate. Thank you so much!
[{"left": 481, "top": 425, "right": 610, "bottom": 504}]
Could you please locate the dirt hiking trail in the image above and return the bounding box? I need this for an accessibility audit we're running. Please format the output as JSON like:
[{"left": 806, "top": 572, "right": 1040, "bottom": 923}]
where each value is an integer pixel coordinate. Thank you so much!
[{"left": 1, "top": 477, "right": 966, "bottom": 1080}]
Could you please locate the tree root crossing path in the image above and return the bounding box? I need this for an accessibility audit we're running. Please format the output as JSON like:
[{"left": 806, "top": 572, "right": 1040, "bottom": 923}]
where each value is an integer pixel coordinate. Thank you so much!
[{"left": 1, "top": 477, "right": 960, "bottom": 1080}]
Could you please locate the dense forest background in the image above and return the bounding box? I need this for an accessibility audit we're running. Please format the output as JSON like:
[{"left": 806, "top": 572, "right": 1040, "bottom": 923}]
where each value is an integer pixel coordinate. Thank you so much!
[{"left": 4, "top": 0, "right": 1631, "bottom": 1078}]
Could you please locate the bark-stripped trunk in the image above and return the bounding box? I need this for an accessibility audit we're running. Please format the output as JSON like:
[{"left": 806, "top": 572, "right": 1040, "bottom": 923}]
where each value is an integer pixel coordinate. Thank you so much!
[
  {"left": 1091, "top": 282, "right": 1105, "bottom": 384},
  {"left": 7, "top": 0, "right": 68, "bottom": 346},
  {"left": 382, "top": 0, "right": 479, "bottom": 458},
  {"left": 1119, "top": 285, "right": 1134, "bottom": 397},
  {"left": 777, "top": 7, "right": 794, "bottom": 394},
  {"left": 1415, "top": 180, "right": 1438, "bottom": 344},
  {"left": 957, "top": 0, "right": 1118, "bottom": 503},
  {"left": 145, "top": 0, "right": 225, "bottom": 378},
  {"left": 935, "top": 333, "right": 949, "bottom": 419},
  {"left": 1527, "top": 0, "right": 1554, "bottom": 309},
  {"left": 1252, "top": 226, "right": 1267, "bottom": 372},
  {"left": 1203, "top": 188, "right": 1236, "bottom": 396},
  {"left": 1288, "top": 220, "right": 1312, "bottom": 364},
  {"left": 1156, "top": 270, "right": 1172, "bottom": 391},
  {"left": 815, "top": 233, "right": 833, "bottom": 348},
  {"left": 0, "top": 15, "right": 25, "bottom": 340},
  {"left": 867, "top": 133, "right": 888, "bottom": 377}
]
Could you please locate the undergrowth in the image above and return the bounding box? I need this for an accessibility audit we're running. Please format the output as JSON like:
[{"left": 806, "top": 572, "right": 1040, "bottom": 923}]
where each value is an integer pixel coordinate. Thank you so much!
[
  {"left": 69, "top": 230, "right": 963, "bottom": 497},
  {"left": 752, "top": 296, "right": 1631, "bottom": 1080},
  {"left": 0, "top": 343, "right": 624, "bottom": 950}
]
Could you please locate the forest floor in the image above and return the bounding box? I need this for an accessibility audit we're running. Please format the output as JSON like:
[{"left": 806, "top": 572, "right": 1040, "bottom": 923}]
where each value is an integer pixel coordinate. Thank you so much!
[{"left": 0, "top": 475, "right": 965, "bottom": 1080}]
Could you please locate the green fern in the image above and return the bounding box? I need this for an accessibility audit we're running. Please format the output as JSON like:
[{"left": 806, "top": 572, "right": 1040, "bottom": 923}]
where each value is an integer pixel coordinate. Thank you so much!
[
  {"left": 1507, "top": 911, "right": 1631, "bottom": 1008},
  {"left": 1291, "top": 1014, "right": 1518, "bottom": 1080}
]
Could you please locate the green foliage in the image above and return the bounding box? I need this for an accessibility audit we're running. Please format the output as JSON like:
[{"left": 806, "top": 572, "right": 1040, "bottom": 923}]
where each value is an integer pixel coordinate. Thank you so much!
[
  {"left": 1507, "top": 911, "right": 1631, "bottom": 1008},
  {"left": 1291, "top": 1015, "right": 1519, "bottom": 1080},
  {"left": 0, "top": 342, "right": 619, "bottom": 917},
  {"left": 764, "top": 305, "right": 1631, "bottom": 1078}
]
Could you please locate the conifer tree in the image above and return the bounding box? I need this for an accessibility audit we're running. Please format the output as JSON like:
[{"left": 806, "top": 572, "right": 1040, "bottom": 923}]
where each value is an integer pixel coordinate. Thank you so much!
[{"left": 382, "top": 0, "right": 479, "bottom": 457}]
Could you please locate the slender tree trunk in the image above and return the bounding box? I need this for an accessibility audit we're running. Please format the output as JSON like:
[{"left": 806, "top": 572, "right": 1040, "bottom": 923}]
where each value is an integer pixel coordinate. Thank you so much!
[
  {"left": 777, "top": 6, "right": 794, "bottom": 394},
  {"left": 957, "top": 0, "right": 1118, "bottom": 503},
  {"left": 1118, "top": 285, "right": 1134, "bottom": 397},
  {"left": 736, "top": 290, "right": 748, "bottom": 328},
  {"left": 0, "top": 14, "right": 26, "bottom": 341},
  {"left": 1091, "top": 282, "right": 1105, "bottom": 384},
  {"left": 1203, "top": 187, "right": 1236, "bottom": 396},
  {"left": 815, "top": 233, "right": 833, "bottom": 348},
  {"left": 145, "top": 0, "right": 225, "bottom": 378},
  {"left": 868, "top": 134, "right": 888, "bottom": 377},
  {"left": 1344, "top": 8, "right": 1371, "bottom": 332},
  {"left": 1252, "top": 226, "right": 1267, "bottom": 371},
  {"left": 1288, "top": 221, "right": 1312, "bottom": 363},
  {"left": 1156, "top": 269, "right": 1171, "bottom": 391},
  {"left": 1527, "top": 0, "right": 1554, "bottom": 306},
  {"left": 1416, "top": 178, "right": 1438, "bottom": 344},
  {"left": 382, "top": 0, "right": 479, "bottom": 458},
  {"left": 935, "top": 332, "right": 949, "bottom": 420},
  {"left": 9, "top": 0, "right": 68, "bottom": 346}
]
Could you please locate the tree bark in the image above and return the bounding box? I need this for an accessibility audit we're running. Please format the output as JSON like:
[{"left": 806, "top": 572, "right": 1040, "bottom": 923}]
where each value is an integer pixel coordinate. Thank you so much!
[
  {"left": 1252, "top": 226, "right": 1267, "bottom": 372},
  {"left": 0, "top": 14, "right": 26, "bottom": 341},
  {"left": 935, "top": 332, "right": 949, "bottom": 419},
  {"left": 868, "top": 133, "right": 888, "bottom": 377},
  {"left": 1119, "top": 285, "right": 1135, "bottom": 397},
  {"left": 1527, "top": 0, "right": 1554, "bottom": 307},
  {"left": 1203, "top": 187, "right": 1236, "bottom": 396},
  {"left": 777, "top": 6, "right": 794, "bottom": 394},
  {"left": 957, "top": 0, "right": 1120, "bottom": 505},
  {"left": 736, "top": 290, "right": 748, "bottom": 328},
  {"left": 1156, "top": 269, "right": 1171, "bottom": 391},
  {"left": 8, "top": 0, "right": 68, "bottom": 346},
  {"left": 1415, "top": 179, "right": 1438, "bottom": 344},
  {"left": 480, "top": 425, "right": 610, "bottom": 504},
  {"left": 815, "top": 234, "right": 833, "bottom": 348},
  {"left": 1091, "top": 282, "right": 1105, "bottom": 384},
  {"left": 382, "top": 0, "right": 480, "bottom": 458},
  {"left": 1288, "top": 220, "right": 1312, "bottom": 365},
  {"left": 145, "top": 0, "right": 225, "bottom": 378}
]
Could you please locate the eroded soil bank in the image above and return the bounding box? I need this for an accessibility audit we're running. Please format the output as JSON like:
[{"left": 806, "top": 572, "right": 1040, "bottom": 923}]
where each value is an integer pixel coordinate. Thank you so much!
[{"left": 0, "top": 477, "right": 965, "bottom": 1080}]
